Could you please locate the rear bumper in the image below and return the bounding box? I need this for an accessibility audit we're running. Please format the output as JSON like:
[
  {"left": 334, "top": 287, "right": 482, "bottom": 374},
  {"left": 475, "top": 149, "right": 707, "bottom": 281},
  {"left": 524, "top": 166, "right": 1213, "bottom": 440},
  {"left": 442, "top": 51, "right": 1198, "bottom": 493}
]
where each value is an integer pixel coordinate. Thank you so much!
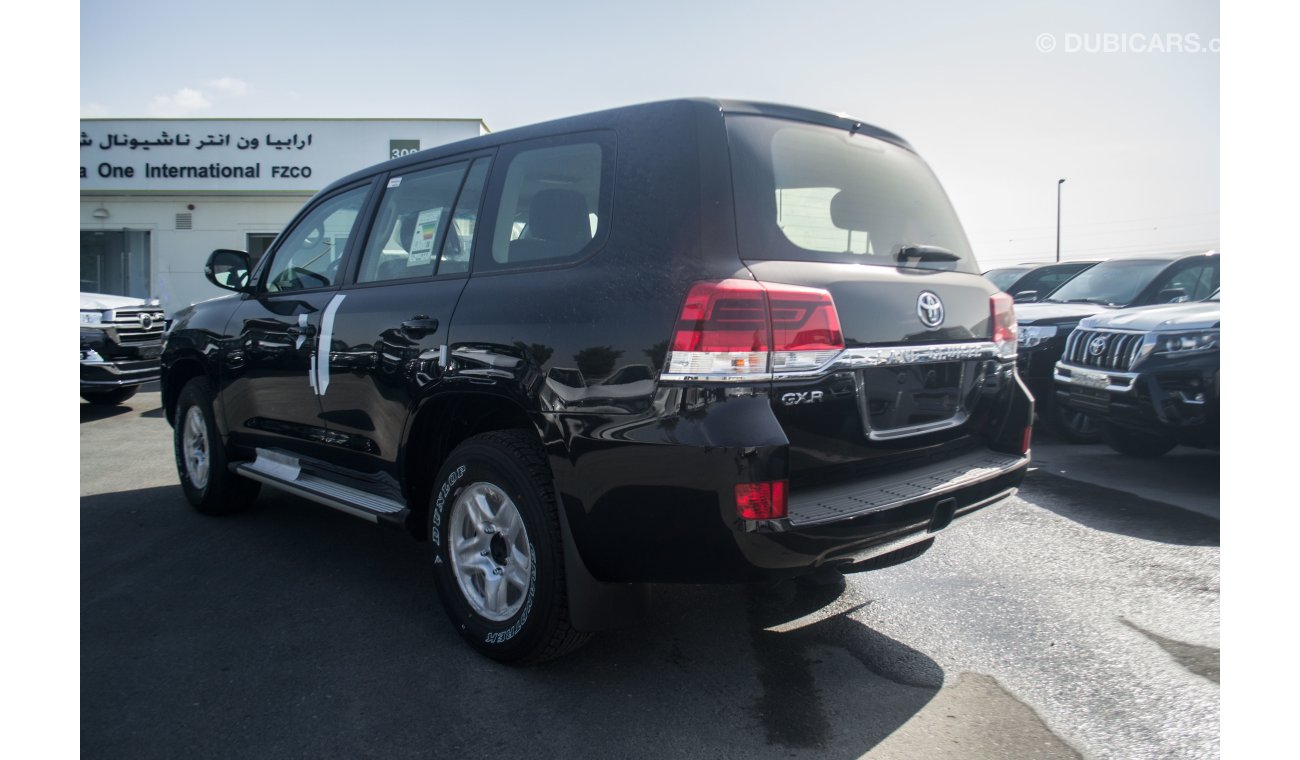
[{"left": 549, "top": 399, "right": 1030, "bottom": 583}]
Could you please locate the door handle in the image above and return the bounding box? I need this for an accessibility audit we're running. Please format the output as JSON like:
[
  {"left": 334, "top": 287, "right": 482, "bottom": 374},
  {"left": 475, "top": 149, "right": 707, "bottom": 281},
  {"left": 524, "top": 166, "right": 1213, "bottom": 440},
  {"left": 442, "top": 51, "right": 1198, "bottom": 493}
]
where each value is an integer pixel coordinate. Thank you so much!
[
  {"left": 287, "top": 324, "right": 317, "bottom": 338},
  {"left": 400, "top": 316, "right": 439, "bottom": 339}
]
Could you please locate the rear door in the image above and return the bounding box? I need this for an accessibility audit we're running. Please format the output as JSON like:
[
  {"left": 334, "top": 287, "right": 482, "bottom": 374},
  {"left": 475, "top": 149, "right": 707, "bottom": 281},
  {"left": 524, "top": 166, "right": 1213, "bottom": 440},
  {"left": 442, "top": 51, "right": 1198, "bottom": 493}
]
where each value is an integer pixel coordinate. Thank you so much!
[{"left": 316, "top": 155, "right": 493, "bottom": 475}]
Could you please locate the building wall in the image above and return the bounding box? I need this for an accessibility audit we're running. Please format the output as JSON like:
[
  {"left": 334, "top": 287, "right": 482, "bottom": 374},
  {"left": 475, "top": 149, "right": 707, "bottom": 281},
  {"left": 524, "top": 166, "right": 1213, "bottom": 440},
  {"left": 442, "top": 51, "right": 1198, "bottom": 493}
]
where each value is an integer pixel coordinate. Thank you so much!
[
  {"left": 81, "top": 194, "right": 313, "bottom": 313},
  {"left": 80, "top": 118, "right": 488, "bottom": 314}
]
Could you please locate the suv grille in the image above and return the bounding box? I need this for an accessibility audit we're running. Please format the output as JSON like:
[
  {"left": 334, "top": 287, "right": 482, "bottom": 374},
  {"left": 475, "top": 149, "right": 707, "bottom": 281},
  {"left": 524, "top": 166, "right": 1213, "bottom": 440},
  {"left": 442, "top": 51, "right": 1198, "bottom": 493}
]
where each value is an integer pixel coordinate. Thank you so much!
[
  {"left": 106, "top": 307, "right": 166, "bottom": 343},
  {"left": 1062, "top": 328, "right": 1144, "bottom": 371}
]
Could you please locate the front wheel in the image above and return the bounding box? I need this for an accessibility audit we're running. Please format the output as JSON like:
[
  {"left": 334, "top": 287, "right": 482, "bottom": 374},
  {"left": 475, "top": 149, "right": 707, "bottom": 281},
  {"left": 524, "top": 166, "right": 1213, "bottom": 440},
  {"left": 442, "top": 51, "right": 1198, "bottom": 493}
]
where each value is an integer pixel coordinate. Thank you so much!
[
  {"left": 81, "top": 386, "right": 138, "bottom": 405},
  {"left": 173, "top": 377, "right": 260, "bottom": 513},
  {"left": 1101, "top": 423, "right": 1178, "bottom": 458},
  {"left": 429, "top": 430, "right": 590, "bottom": 664}
]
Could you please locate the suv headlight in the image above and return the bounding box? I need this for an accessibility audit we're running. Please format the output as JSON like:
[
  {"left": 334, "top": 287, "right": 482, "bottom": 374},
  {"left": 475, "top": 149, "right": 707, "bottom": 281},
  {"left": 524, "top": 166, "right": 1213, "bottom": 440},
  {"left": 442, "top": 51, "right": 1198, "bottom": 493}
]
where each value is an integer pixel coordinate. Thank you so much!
[
  {"left": 1154, "top": 330, "right": 1219, "bottom": 355},
  {"left": 80, "top": 310, "right": 105, "bottom": 326},
  {"left": 1017, "top": 324, "right": 1057, "bottom": 348}
]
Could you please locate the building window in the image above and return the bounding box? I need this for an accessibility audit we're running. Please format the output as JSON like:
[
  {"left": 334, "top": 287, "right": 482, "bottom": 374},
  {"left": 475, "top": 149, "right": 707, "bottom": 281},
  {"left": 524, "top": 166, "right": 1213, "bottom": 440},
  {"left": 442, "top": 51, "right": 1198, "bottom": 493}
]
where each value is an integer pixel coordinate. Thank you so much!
[
  {"left": 245, "top": 233, "right": 278, "bottom": 270},
  {"left": 80, "top": 230, "right": 151, "bottom": 298}
]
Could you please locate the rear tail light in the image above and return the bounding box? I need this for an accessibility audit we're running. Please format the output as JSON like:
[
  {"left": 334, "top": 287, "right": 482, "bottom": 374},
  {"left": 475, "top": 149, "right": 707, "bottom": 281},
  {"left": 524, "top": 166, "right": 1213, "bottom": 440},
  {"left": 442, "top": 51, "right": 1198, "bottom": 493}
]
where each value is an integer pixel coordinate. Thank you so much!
[
  {"left": 991, "top": 292, "right": 1017, "bottom": 358},
  {"left": 1021, "top": 425, "right": 1033, "bottom": 454},
  {"left": 735, "top": 480, "right": 788, "bottom": 520},
  {"left": 667, "top": 279, "right": 844, "bottom": 378}
]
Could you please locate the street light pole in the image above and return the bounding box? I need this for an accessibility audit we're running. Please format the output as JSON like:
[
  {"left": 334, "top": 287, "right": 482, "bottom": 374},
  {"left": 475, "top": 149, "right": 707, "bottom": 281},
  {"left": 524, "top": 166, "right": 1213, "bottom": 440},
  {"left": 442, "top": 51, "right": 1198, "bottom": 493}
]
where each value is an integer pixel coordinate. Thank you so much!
[{"left": 1056, "top": 178, "right": 1066, "bottom": 262}]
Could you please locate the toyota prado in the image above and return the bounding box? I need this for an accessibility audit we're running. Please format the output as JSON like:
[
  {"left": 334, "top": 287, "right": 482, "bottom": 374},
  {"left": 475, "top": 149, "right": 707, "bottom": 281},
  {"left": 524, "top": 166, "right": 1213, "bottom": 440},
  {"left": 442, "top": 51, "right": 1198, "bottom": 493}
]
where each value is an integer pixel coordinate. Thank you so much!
[{"left": 161, "top": 99, "right": 1033, "bottom": 663}]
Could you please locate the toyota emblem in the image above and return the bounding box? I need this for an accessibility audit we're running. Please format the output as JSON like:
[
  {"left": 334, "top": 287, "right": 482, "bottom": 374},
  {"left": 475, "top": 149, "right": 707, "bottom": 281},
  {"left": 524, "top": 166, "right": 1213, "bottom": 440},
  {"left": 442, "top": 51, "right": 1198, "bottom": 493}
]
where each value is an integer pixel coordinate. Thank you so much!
[
  {"left": 916, "top": 291, "right": 944, "bottom": 329},
  {"left": 1088, "top": 335, "right": 1108, "bottom": 356},
  {"left": 140, "top": 313, "right": 154, "bottom": 330}
]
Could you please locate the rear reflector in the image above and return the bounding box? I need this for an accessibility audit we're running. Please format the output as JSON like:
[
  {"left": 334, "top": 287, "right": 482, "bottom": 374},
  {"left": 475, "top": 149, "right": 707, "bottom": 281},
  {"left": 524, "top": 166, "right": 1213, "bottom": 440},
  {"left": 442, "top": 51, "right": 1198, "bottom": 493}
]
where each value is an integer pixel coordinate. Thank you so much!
[
  {"left": 735, "top": 481, "right": 788, "bottom": 520},
  {"left": 991, "top": 292, "right": 1017, "bottom": 358},
  {"left": 1021, "top": 425, "right": 1033, "bottom": 454},
  {"left": 668, "top": 279, "right": 844, "bottom": 378}
]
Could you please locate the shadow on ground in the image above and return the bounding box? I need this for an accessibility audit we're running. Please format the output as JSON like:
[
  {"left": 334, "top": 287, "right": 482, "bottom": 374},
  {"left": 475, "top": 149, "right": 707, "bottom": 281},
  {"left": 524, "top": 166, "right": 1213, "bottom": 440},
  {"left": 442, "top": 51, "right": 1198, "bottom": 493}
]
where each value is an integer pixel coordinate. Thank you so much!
[
  {"left": 82, "top": 485, "right": 941, "bottom": 759},
  {"left": 80, "top": 402, "right": 133, "bottom": 423},
  {"left": 1021, "top": 469, "right": 1219, "bottom": 547}
]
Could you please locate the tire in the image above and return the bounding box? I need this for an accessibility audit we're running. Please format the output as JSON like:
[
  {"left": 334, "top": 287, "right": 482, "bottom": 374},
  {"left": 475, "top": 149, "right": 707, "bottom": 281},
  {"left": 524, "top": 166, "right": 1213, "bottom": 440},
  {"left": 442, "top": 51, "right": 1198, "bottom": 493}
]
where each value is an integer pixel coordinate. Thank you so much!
[
  {"left": 1044, "top": 396, "right": 1102, "bottom": 444},
  {"left": 173, "top": 377, "right": 260, "bottom": 514},
  {"left": 81, "top": 386, "right": 138, "bottom": 405},
  {"left": 429, "top": 430, "right": 590, "bottom": 664},
  {"left": 1101, "top": 423, "right": 1178, "bottom": 459}
]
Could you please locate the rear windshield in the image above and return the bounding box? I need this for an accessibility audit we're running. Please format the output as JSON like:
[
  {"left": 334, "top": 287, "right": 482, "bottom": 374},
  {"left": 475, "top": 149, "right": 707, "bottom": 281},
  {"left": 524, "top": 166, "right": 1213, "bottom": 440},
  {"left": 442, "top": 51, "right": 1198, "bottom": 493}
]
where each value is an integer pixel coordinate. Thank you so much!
[
  {"left": 985, "top": 267, "right": 1030, "bottom": 291},
  {"left": 727, "top": 116, "right": 978, "bottom": 274},
  {"left": 1043, "top": 258, "right": 1170, "bottom": 307}
]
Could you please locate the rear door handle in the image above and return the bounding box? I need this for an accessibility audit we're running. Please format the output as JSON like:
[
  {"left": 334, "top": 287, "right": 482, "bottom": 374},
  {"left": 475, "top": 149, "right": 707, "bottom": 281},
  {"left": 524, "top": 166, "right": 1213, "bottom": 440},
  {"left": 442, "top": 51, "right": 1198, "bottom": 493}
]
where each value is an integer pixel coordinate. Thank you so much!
[
  {"left": 286, "top": 324, "right": 317, "bottom": 338},
  {"left": 400, "top": 316, "right": 439, "bottom": 339}
]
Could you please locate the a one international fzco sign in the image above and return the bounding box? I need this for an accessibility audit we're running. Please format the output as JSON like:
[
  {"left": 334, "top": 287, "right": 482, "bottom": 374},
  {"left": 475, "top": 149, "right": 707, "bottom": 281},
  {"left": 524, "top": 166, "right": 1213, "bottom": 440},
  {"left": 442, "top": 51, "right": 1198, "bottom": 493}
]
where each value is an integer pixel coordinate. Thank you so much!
[{"left": 80, "top": 119, "right": 485, "bottom": 193}]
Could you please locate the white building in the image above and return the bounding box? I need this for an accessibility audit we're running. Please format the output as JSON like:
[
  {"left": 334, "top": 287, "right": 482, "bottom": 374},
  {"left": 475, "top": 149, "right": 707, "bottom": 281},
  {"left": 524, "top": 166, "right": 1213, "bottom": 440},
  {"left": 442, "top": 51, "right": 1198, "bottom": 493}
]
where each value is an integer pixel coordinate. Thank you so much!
[{"left": 80, "top": 117, "right": 488, "bottom": 313}]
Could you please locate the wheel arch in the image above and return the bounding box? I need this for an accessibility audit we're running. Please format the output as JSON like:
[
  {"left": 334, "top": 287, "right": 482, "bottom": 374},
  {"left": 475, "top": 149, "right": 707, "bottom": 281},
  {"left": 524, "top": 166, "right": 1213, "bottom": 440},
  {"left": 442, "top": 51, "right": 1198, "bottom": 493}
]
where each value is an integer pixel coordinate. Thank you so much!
[
  {"left": 400, "top": 390, "right": 550, "bottom": 539},
  {"left": 161, "top": 352, "right": 211, "bottom": 427}
]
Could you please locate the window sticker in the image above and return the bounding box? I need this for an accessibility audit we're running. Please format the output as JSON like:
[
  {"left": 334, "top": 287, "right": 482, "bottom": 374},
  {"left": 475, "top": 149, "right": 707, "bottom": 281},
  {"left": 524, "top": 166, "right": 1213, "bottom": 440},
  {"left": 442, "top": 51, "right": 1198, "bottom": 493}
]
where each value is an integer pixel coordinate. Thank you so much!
[
  {"left": 408, "top": 208, "right": 443, "bottom": 266},
  {"left": 387, "top": 176, "right": 402, "bottom": 188}
]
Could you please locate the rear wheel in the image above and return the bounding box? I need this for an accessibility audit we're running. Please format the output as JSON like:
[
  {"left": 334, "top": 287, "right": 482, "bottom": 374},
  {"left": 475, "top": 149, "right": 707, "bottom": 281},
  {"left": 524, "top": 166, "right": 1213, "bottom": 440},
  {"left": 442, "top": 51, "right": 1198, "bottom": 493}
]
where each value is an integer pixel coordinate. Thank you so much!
[
  {"left": 429, "top": 430, "right": 589, "bottom": 664},
  {"left": 1101, "top": 423, "right": 1178, "bottom": 458},
  {"left": 81, "top": 386, "right": 138, "bottom": 405},
  {"left": 173, "top": 377, "right": 260, "bottom": 513}
]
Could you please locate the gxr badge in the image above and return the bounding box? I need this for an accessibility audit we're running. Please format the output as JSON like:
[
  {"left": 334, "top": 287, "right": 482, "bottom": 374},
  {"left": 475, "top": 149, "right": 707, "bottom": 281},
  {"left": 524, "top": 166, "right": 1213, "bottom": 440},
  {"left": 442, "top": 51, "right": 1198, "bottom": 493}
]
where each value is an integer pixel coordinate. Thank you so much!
[{"left": 781, "top": 391, "right": 824, "bottom": 406}]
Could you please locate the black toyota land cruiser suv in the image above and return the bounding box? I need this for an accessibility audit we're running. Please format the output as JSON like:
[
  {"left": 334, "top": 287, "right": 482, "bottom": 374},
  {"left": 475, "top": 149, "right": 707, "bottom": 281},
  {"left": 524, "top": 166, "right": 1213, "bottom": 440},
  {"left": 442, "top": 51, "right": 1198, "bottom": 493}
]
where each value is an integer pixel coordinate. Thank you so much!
[
  {"left": 161, "top": 99, "right": 1033, "bottom": 664},
  {"left": 1012, "top": 251, "right": 1219, "bottom": 442},
  {"left": 1054, "top": 289, "right": 1219, "bottom": 457}
]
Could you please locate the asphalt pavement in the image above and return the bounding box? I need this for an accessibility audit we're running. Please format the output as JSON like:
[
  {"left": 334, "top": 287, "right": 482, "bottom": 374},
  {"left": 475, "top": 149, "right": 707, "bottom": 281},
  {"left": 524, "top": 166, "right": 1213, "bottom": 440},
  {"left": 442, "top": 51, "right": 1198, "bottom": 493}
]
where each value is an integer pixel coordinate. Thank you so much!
[{"left": 81, "top": 391, "right": 1219, "bottom": 759}]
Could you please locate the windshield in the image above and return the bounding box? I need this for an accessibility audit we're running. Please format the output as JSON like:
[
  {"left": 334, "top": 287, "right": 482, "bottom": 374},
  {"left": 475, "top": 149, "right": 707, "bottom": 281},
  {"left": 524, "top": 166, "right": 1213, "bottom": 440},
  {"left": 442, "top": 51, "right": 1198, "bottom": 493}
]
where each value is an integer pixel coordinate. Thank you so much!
[
  {"left": 1044, "top": 258, "right": 1169, "bottom": 306},
  {"left": 727, "top": 116, "right": 978, "bottom": 273},
  {"left": 985, "top": 267, "right": 1029, "bottom": 291}
]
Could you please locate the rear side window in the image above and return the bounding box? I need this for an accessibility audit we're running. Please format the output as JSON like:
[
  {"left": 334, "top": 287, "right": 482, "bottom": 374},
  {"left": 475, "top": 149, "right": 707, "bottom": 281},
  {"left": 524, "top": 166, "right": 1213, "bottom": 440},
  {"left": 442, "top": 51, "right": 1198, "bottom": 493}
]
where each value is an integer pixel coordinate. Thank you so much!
[
  {"left": 356, "top": 162, "right": 468, "bottom": 283},
  {"left": 728, "top": 116, "right": 978, "bottom": 274},
  {"left": 1155, "top": 261, "right": 1219, "bottom": 302},
  {"left": 487, "top": 135, "right": 612, "bottom": 269}
]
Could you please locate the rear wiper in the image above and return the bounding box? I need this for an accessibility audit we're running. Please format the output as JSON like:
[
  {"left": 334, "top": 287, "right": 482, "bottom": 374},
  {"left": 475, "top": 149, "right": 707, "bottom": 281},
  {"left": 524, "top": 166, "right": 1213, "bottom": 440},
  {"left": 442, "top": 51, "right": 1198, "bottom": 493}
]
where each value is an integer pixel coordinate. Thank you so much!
[{"left": 895, "top": 245, "right": 960, "bottom": 263}]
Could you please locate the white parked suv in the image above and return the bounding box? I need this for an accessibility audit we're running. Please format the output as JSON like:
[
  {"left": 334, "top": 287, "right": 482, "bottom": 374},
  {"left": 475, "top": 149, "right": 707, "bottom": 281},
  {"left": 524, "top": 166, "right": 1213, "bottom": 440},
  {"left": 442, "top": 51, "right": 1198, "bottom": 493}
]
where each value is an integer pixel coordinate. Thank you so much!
[{"left": 80, "top": 292, "right": 165, "bottom": 404}]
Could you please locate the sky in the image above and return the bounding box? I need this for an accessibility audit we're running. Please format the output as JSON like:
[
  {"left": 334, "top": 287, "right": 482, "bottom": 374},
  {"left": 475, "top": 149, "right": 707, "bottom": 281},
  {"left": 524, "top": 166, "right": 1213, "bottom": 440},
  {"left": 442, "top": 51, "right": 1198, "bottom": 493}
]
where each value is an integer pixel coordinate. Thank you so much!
[{"left": 80, "top": 0, "right": 1219, "bottom": 269}]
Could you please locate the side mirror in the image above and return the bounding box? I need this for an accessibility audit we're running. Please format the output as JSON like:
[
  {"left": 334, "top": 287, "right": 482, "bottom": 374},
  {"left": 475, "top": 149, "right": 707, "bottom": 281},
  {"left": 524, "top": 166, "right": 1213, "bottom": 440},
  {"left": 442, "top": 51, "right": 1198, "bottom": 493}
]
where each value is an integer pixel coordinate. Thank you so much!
[
  {"left": 1158, "top": 288, "right": 1188, "bottom": 303},
  {"left": 205, "top": 249, "right": 253, "bottom": 293},
  {"left": 1013, "top": 290, "right": 1039, "bottom": 303}
]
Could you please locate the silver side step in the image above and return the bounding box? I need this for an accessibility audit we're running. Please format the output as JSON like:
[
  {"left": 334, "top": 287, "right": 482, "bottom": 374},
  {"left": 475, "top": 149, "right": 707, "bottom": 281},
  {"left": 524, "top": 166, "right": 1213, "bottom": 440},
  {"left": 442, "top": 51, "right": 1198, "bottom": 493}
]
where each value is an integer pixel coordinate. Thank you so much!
[{"left": 235, "top": 449, "right": 407, "bottom": 524}]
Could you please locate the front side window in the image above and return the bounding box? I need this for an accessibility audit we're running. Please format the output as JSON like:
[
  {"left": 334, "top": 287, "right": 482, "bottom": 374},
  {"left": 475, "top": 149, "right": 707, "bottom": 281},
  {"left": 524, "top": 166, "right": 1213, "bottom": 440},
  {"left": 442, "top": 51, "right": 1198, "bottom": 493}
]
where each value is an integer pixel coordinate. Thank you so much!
[
  {"left": 264, "top": 185, "right": 369, "bottom": 293},
  {"left": 488, "top": 139, "right": 608, "bottom": 269},
  {"left": 728, "top": 116, "right": 978, "bottom": 273},
  {"left": 357, "top": 162, "right": 468, "bottom": 284}
]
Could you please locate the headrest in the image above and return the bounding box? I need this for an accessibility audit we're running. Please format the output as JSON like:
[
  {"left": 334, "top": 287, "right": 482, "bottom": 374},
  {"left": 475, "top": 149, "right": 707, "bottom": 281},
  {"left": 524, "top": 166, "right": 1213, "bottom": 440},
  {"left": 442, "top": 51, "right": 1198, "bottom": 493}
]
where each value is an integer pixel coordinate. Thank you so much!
[{"left": 528, "top": 189, "right": 591, "bottom": 245}]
